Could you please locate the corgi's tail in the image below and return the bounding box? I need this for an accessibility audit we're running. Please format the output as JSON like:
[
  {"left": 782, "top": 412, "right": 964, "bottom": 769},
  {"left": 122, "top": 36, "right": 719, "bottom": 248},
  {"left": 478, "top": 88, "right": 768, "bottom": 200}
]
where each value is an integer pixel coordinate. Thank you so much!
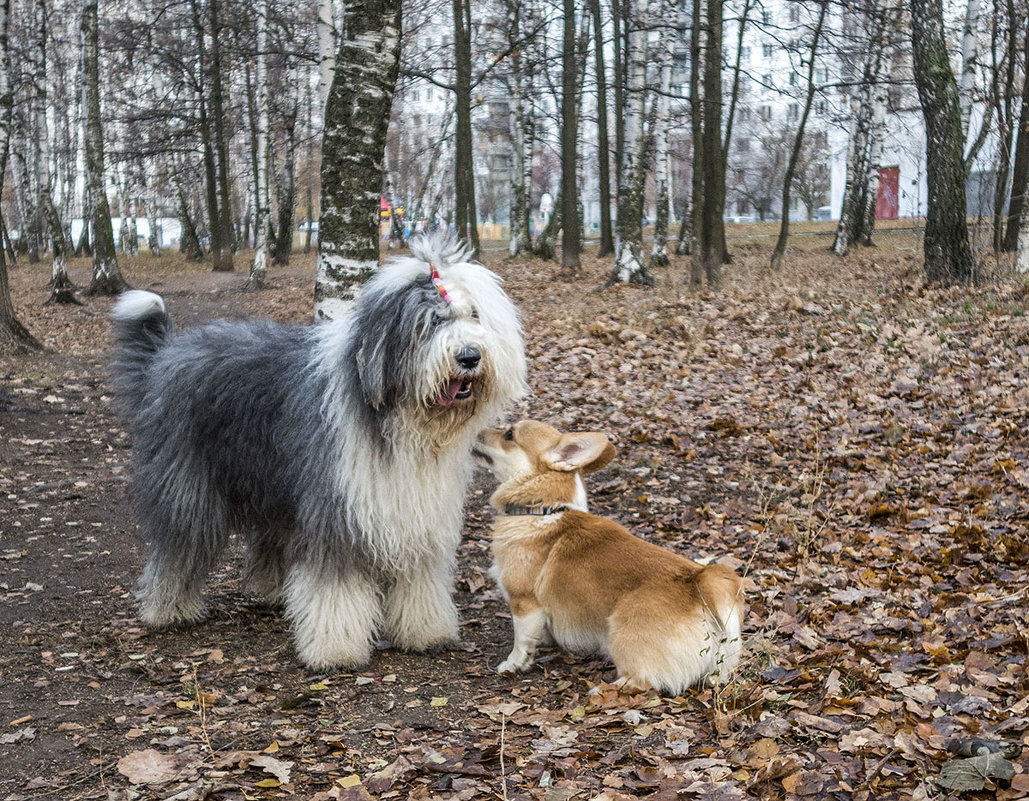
[{"left": 696, "top": 563, "right": 745, "bottom": 682}]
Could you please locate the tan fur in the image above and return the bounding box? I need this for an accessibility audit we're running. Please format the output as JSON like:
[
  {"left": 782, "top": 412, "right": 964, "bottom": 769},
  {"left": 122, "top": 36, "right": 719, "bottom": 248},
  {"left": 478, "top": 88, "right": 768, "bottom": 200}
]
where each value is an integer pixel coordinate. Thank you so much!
[{"left": 475, "top": 420, "right": 744, "bottom": 694}]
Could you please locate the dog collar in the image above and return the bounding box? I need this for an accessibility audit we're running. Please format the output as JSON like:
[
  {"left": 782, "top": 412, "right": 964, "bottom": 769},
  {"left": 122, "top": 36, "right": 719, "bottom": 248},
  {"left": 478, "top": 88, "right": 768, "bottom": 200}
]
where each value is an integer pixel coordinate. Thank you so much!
[
  {"left": 500, "top": 503, "right": 568, "bottom": 516},
  {"left": 430, "top": 265, "right": 452, "bottom": 305}
]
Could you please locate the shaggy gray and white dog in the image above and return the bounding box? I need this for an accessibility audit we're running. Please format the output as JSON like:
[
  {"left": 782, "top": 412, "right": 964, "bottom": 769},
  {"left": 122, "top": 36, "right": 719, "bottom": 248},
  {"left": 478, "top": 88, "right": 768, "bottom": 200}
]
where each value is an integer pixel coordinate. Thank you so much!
[{"left": 110, "top": 235, "right": 525, "bottom": 670}]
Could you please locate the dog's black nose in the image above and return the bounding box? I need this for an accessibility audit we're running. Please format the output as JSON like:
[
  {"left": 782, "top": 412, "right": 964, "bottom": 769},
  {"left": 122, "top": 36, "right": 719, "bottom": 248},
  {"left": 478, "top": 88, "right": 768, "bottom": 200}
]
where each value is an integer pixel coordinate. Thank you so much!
[{"left": 456, "top": 346, "right": 481, "bottom": 370}]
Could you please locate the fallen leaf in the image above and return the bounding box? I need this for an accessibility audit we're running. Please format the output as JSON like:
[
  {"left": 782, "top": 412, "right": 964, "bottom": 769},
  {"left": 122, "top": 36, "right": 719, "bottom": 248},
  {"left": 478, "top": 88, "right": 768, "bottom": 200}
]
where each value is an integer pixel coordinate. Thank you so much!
[{"left": 117, "top": 749, "right": 178, "bottom": 785}]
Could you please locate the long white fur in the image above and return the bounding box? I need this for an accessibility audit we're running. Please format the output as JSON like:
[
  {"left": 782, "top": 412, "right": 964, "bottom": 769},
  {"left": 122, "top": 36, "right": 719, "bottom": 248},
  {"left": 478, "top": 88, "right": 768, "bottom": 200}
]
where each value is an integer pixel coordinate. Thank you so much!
[
  {"left": 112, "top": 289, "right": 165, "bottom": 319},
  {"left": 111, "top": 234, "right": 526, "bottom": 670}
]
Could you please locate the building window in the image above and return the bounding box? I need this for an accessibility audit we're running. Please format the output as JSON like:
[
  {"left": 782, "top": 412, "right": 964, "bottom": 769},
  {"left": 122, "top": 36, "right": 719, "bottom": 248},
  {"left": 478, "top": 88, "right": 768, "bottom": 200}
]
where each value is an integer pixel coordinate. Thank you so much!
[
  {"left": 787, "top": 103, "right": 799, "bottom": 120},
  {"left": 815, "top": 100, "right": 827, "bottom": 115},
  {"left": 788, "top": 5, "right": 800, "bottom": 23},
  {"left": 740, "top": 46, "right": 751, "bottom": 61},
  {"left": 789, "top": 71, "right": 798, "bottom": 86},
  {"left": 759, "top": 104, "right": 772, "bottom": 121},
  {"left": 763, "top": 10, "right": 773, "bottom": 24},
  {"left": 763, "top": 73, "right": 772, "bottom": 86},
  {"left": 411, "top": 89, "right": 420, "bottom": 102},
  {"left": 763, "top": 43, "right": 773, "bottom": 58}
]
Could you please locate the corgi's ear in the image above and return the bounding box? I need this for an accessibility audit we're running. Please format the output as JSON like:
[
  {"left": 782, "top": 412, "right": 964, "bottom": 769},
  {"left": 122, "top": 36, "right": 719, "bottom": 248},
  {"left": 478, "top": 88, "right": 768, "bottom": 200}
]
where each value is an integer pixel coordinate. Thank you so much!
[{"left": 543, "top": 433, "right": 615, "bottom": 473}]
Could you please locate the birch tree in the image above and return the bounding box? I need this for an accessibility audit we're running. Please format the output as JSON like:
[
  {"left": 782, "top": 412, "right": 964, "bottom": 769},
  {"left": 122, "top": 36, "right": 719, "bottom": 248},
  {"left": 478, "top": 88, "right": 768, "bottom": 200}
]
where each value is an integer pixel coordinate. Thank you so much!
[
  {"left": 590, "top": 0, "right": 613, "bottom": 257},
  {"left": 649, "top": 0, "right": 674, "bottom": 269},
  {"left": 452, "top": 0, "right": 477, "bottom": 251},
  {"left": 911, "top": 0, "right": 975, "bottom": 283},
  {"left": 609, "top": 0, "right": 651, "bottom": 285},
  {"left": 831, "top": 1, "right": 892, "bottom": 256},
  {"left": 247, "top": 0, "right": 271, "bottom": 290},
  {"left": 315, "top": 0, "right": 402, "bottom": 320},
  {"left": 1002, "top": 13, "right": 1029, "bottom": 253},
  {"left": 32, "top": 0, "right": 76, "bottom": 305},
  {"left": 958, "top": 0, "right": 982, "bottom": 136},
  {"left": 0, "top": 0, "right": 39, "bottom": 350},
  {"left": 81, "top": 0, "right": 127, "bottom": 297},
  {"left": 697, "top": 0, "right": 727, "bottom": 287},
  {"left": 506, "top": 0, "right": 535, "bottom": 257},
  {"left": 1017, "top": 194, "right": 1029, "bottom": 273},
  {"left": 560, "top": 0, "right": 580, "bottom": 273}
]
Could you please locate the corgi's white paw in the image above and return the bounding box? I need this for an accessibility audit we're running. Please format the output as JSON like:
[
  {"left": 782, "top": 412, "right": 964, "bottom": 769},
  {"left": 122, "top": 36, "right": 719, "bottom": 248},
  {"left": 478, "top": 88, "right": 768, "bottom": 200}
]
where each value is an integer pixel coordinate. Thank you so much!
[{"left": 497, "top": 656, "right": 531, "bottom": 674}]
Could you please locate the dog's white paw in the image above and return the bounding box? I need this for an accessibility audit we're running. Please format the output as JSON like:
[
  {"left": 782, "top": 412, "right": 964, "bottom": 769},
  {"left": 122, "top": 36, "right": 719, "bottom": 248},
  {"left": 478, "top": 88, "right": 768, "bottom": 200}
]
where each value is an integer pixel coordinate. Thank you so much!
[
  {"left": 497, "top": 656, "right": 531, "bottom": 674},
  {"left": 394, "top": 626, "right": 460, "bottom": 653}
]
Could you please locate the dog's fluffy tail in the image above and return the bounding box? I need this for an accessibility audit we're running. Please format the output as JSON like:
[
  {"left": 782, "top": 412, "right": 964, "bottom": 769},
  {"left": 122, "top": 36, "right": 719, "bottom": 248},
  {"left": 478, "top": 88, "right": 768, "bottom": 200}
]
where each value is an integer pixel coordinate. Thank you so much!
[{"left": 110, "top": 290, "right": 172, "bottom": 416}]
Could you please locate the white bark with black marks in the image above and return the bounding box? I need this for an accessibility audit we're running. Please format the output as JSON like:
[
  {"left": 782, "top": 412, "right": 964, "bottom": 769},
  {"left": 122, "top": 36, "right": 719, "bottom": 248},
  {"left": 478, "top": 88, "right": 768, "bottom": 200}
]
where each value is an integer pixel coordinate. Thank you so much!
[
  {"left": 611, "top": 0, "right": 651, "bottom": 285},
  {"left": 650, "top": 0, "right": 673, "bottom": 269},
  {"left": 248, "top": 0, "right": 271, "bottom": 290},
  {"left": 81, "top": 0, "right": 127, "bottom": 296},
  {"left": 958, "top": 0, "right": 982, "bottom": 137},
  {"left": 315, "top": 0, "right": 402, "bottom": 320}
]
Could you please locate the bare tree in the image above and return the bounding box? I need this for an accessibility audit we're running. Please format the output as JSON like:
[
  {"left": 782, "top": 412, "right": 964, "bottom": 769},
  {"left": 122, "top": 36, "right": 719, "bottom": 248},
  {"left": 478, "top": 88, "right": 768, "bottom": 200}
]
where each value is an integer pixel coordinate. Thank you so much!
[{"left": 770, "top": 0, "right": 829, "bottom": 271}]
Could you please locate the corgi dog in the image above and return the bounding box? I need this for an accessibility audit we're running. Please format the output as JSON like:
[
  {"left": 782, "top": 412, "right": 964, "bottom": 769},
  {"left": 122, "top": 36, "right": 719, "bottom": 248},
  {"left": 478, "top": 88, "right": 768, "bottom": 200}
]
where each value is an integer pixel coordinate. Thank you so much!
[{"left": 473, "top": 420, "right": 744, "bottom": 694}]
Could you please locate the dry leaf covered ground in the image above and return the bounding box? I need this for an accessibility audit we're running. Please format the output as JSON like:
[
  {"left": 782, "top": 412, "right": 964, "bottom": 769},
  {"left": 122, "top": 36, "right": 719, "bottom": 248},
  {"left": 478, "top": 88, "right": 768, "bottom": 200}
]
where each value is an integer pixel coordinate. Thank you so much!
[{"left": 1, "top": 239, "right": 1027, "bottom": 801}]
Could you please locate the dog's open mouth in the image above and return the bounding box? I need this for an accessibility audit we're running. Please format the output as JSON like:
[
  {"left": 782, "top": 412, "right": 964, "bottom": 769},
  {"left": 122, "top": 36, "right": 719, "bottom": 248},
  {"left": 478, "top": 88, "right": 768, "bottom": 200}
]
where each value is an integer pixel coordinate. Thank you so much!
[{"left": 436, "top": 378, "right": 474, "bottom": 406}]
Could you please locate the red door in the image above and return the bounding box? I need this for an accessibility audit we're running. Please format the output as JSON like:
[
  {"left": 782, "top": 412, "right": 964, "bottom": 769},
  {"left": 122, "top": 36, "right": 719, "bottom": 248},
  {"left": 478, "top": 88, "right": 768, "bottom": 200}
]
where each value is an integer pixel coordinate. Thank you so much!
[{"left": 876, "top": 166, "right": 899, "bottom": 219}]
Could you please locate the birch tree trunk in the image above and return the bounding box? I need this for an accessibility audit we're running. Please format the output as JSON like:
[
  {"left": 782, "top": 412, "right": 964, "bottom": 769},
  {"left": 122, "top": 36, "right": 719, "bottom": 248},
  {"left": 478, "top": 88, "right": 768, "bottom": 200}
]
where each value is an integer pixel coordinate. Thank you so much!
[
  {"left": 911, "top": 0, "right": 975, "bottom": 284},
  {"left": 452, "top": 0, "right": 478, "bottom": 251},
  {"left": 859, "top": 87, "right": 887, "bottom": 247},
  {"left": 684, "top": 0, "right": 702, "bottom": 275},
  {"left": 560, "top": 0, "right": 580, "bottom": 272},
  {"left": 32, "top": 0, "right": 76, "bottom": 305},
  {"left": 770, "top": 0, "right": 828, "bottom": 271},
  {"left": 649, "top": 0, "right": 673, "bottom": 269},
  {"left": 699, "top": 0, "right": 727, "bottom": 287},
  {"left": 168, "top": 156, "right": 204, "bottom": 261},
  {"left": 507, "top": 0, "right": 534, "bottom": 258},
  {"left": 1002, "top": 19, "right": 1029, "bottom": 252},
  {"left": 958, "top": 0, "right": 982, "bottom": 137},
  {"left": 0, "top": 0, "right": 40, "bottom": 350},
  {"left": 209, "top": 0, "right": 233, "bottom": 270},
  {"left": 247, "top": 0, "right": 271, "bottom": 290},
  {"left": 1017, "top": 192, "right": 1029, "bottom": 272},
  {"left": 591, "top": 0, "right": 613, "bottom": 257},
  {"left": 609, "top": 0, "right": 651, "bottom": 285},
  {"left": 832, "top": 2, "right": 889, "bottom": 256},
  {"left": 314, "top": 0, "right": 402, "bottom": 320},
  {"left": 81, "top": 0, "right": 127, "bottom": 296},
  {"left": 317, "top": 0, "right": 336, "bottom": 108},
  {"left": 274, "top": 103, "right": 298, "bottom": 265}
]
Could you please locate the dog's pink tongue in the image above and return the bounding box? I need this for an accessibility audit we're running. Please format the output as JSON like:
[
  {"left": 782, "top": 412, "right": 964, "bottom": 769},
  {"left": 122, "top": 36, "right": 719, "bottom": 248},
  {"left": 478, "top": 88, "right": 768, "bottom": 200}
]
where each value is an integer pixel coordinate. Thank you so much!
[{"left": 437, "top": 379, "right": 462, "bottom": 406}]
